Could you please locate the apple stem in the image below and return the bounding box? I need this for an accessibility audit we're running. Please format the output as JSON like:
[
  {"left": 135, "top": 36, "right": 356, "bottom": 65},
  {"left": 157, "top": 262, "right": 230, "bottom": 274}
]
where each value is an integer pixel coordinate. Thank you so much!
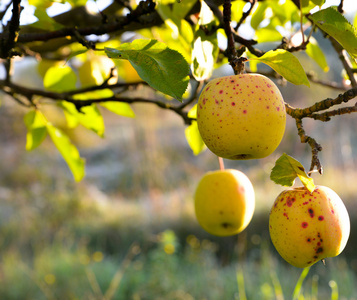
[{"left": 218, "top": 156, "right": 225, "bottom": 170}]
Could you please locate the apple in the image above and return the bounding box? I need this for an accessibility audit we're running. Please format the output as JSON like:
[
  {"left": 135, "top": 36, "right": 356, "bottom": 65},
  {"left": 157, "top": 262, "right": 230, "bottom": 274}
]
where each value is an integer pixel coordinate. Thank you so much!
[
  {"left": 197, "top": 74, "right": 286, "bottom": 159},
  {"left": 194, "top": 169, "right": 255, "bottom": 236},
  {"left": 269, "top": 186, "right": 350, "bottom": 268}
]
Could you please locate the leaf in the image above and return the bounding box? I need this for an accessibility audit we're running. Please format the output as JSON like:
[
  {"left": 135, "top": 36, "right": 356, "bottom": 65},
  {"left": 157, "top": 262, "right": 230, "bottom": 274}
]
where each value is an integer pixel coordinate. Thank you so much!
[
  {"left": 29, "top": 9, "right": 64, "bottom": 31},
  {"left": 44, "top": 65, "right": 77, "bottom": 92},
  {"left": 305, "top": 37, "right": 329, "bottom": 72},
  {"left": 255, "top": 28, "right": 283, "bottom": 43},
  {"left": 250, "top": 2, "right": 268, "bottom": 30},
  {"left": 191, "top": 0, "right": 218, "bottom": 81},
  {"left": 253, "top": 49, "right": 310, "bottom": 86},
  {"left": 24, "top": 110, "right": 47, "bottom": 151},
  {"left": 28, "top": 0, "right": 54, "bottom": 9},
  {"left": 100, "top": 102, "right": 135, "bottom": 118},
  {"left": 185, "top": 122, "right": 206, "bottom": 155},
  {"left": 46, "top": 123, "right": 85, "bottom": 182},
  {"left": 60, "top": 101, "right": 105, "bottom": 137},
  {"left": 310, "top": 7, "right": 357, "bottom": 60},
  {"left": 185, "top": 105, "right": 206, "bottom": 155},
  {"left": 191, "top": 31, "right": 218, "bottom": 81},
  {"left": 311, "top": 0, "right": 325, "bottom": 6},
  {"left": 270, "top": 153, "right": 315, "bottom": 193},
  {"left": 172, "top": 0, "right": 197, "bottom": 19},
  {"left": 105, "top": 39, "right": 190, "bottom": 101}
]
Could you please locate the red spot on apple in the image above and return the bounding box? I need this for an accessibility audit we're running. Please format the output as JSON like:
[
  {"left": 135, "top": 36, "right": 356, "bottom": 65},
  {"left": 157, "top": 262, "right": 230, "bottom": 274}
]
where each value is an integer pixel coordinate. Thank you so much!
[
  {"left": 287, "top": 198, "right": 294, "bottom": 207},
  {"left": 302, "top": 222, "right": 308, "bottom": 228},
  {"left": 308, "top": 208, "right": 314, "bottom": 218},
  {"left": 318, "top": 216, "right": 324, "bottom": 221},
  {"left": 219, "top": 90, "right": 223, "bottom": 94},
  {"left": 231, "top": 102, "right": 235, "bottom": 106},
  {"left": 243, "top": 110, "right": 247, "bottom": 114}
]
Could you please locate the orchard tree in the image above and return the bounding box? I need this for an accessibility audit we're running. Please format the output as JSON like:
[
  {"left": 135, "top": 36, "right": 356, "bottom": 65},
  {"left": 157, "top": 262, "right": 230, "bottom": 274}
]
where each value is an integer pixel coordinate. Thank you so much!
[{"left": 0, "top": 0, "right": 356, "bottom": 268}]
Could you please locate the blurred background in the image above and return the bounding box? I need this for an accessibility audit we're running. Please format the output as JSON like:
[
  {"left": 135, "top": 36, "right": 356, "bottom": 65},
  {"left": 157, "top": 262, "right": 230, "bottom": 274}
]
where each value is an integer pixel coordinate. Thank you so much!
[{"left": 1, "top": 0, "right": 357, "bottom": 299}]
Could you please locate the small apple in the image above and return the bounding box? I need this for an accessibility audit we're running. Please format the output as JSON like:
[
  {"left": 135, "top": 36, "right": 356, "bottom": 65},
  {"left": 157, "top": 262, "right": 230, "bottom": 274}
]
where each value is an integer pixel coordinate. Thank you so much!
[
  {"left": 194, "top": 169, "right": 255, "bottom": 236},
  {"left": 269, "top": 186, "right": 350, "bottom": 268},
  {"left": 197, "top": 74, "right": 286, "bottom": 160}
]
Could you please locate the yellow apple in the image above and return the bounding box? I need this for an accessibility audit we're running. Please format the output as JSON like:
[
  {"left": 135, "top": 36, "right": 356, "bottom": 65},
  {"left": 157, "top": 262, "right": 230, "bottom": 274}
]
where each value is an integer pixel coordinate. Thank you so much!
[
  {"left": 269, "top": 186, "right": 350, "bottom": 268},
  {"left": 116, "top": 60, "right": 143, "bottom": 83},
  {"left": 197, "top": 74, "right": 286, "bottom": 159},
  {"left": 194, "top": 169, "right": 255, "bottom": 236}
]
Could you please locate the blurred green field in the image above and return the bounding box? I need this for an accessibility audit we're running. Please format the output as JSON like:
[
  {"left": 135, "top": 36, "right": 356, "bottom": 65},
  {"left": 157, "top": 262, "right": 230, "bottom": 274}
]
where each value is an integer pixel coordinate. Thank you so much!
[{"left": 0, "top": 80, "right": 357, "bottom": 299}]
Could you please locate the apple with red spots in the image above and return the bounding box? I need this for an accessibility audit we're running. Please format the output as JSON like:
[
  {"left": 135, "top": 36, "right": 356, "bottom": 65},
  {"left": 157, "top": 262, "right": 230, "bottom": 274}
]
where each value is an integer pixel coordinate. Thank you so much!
[
  {"left": 197, "top": 74, "right": 286, "bottom": 160},
  {"left": 269, "top": 186, "right": 350, "bottom": 268}
]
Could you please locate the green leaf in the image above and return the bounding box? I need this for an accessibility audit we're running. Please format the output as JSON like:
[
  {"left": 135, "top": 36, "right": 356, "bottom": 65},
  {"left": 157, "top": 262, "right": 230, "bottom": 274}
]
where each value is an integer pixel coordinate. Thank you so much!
[
  {"left": 29, "top": 9, "right": 64, "bottom": 31},
  {"left": 100, "top": 102, "right": 135, "bottom": 118},
  {"left": 44, "top": 65, "right": 77, "bottom": 92},
  {"left": 105, "top": 39, "right": 190, "bottom": 101},
  {"left": 185, "top": 121, "right": 206, "bottom": 155},
  {"left": 73, "top": 89, "right": 114, "bottom": 100},
  {"left": 191, "top": 0, "right": 218, "bottom": 81},
  {"left": 191, "top": 31, "right": 218, "bottom": 81},
  {"left": 253, "top": 49, "right": 310, "bottom": 86},
  {"left": 311, "top": 0, "right": 325, "bottom": 6},
  {"left": 60, "top": 101, "right": 105, "bottom": 137},
  {"left": 310, "top": 7, "right": 357, "bottom": 60},
  {"left": 255, "top": 28, "right": 283, "bottom": 43},
  {"left": 305, "top": 37, "right": 329, "bottom": 72},
  {"left": 172, "top": 0, "right": 197, "bottom": 19},
  {"left": 24, "top": 110, "right": 47, "bottom": 151},
  {"left": 250, "top": 2, "right": 268, "bottom": 30},
  {"left": 46, "top": 124, "right": 85, "bottom": 182},
  {"left": 185, "top": 104, "right": 206, "bottom": 155},
  {"left": 28, "top": 0, "right": 54, "bottom": 9},
  {"left": 270, "top": 153, "right": 315, "bottom": 193}
]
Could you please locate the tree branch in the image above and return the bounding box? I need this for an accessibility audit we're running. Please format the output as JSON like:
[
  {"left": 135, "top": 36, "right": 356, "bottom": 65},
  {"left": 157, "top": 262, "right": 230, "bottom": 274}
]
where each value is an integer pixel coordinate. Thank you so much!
[{"left": 0, "top": 0, "right": 22, "bottom": 58}]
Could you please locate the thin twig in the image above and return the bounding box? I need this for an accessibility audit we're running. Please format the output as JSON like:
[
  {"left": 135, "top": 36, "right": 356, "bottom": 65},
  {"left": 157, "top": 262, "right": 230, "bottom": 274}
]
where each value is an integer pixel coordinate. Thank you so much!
[
  {"left": 295, "top": 118, "right": 323, "bottom": 173},
  {"left": 235, "top": 0, "right": 257, "bottom": 31}
]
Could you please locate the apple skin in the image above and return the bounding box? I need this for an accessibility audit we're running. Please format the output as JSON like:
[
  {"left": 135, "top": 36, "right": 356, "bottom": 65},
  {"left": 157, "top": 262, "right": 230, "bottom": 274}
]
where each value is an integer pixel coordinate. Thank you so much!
[
  {"left": 269, "top": 186, "right": 350, "bottom": 268},
  {"left": 194, "top": 169, "right": 255, "bottom": 236},
  {"left": 197, "top": 74, "right": 286, "bottom": 160}
]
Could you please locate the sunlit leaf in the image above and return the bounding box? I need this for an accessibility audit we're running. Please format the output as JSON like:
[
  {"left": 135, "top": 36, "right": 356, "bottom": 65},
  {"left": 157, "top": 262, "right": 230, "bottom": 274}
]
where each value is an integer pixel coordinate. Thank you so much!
[
  {"left": 306, "top": 37, "right": 329, "bottom": 72},
  {"left": 310, "top": 7, "right": 357, "bottom": 60},
  {"left": 105, "top": 39, "right": 190, "bottom": 101},
  {"left": 24, "top": 110, "right": 47, "bottom": 151},
  {"left": 29, "top": 9, "right": 64, "bottom": 31},
  {"left": 191, "top": 32, "right": 217, "bottom": 81},
  {"left": 255, "top": 28, "right": 283, "bottom": 43},
  {"left": 253, "top": 49, "right": 310, "bottom": 86},
  {"left": 28, "top": 0, "right": 54, "bottom": 9},
  {"left": 185, "top": 104, "right": 206, "bottom": 155},
  {"left": 311, "top": 0, "right": 325, "bottom": 6},
  {"left": 191, "top": 0, "right": 218, "bottom": 81},
  {"left": 100, "top": 102, "right": 135, "bottom": 118},
  {"left": 44, "top": 65, "right": 77, "bottom": 92},
  {"left": 60, "top": 101, "right": 105, "bottom": 137},
  {"left": 270, "top": 153, "right": 315, "bottom": 193},
  {"left": 250, "top": 2, "right": 268, "bottom": 30},
  {"left": 172, "top": 0, "right": 197, "bottom": 19},
  {"left": 185, "top": 121, "right": 206, "bottom": 155},
  {"left": 46, "top": 124, "right": 85, "bottom": 182}
]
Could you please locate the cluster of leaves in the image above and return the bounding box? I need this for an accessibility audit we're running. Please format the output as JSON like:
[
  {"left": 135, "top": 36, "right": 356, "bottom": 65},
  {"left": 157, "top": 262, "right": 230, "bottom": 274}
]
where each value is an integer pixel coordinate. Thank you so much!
[{"left": 0, "top": 0, "right": 357, "bottom": 186}]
